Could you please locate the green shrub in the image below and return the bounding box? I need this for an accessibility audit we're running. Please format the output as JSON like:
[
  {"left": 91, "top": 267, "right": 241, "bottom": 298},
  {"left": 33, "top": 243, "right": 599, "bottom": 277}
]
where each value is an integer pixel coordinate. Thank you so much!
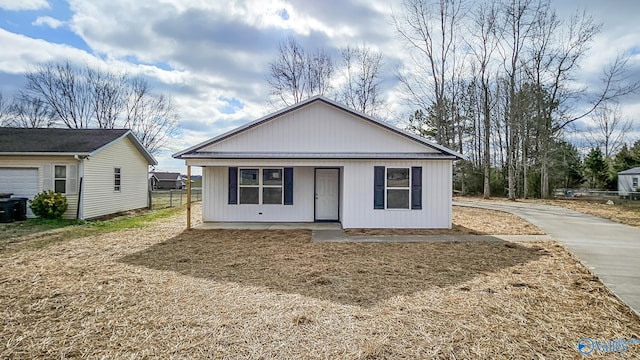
[{"left": 29, "top": 191, "right": 68, "bottom": 219}]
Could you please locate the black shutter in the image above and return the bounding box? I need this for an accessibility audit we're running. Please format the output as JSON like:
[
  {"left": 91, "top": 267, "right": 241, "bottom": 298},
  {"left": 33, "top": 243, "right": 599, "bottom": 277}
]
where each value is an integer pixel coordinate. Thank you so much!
[
  {"left": 411, "top": 166, "right": 422, "bottom": 210},
  {"left": 374, "top": 166, "right": 385, "bottom": 209},
  {"left": 228, "top": 167, "right": 238, "bottom": 205},
  {"left": 284, "top": 167, "right": 294, "bottom": 205}
]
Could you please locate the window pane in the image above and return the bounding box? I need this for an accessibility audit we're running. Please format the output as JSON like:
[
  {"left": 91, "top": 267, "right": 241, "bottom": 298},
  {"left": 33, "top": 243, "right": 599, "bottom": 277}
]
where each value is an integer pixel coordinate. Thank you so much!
[
  {"left": 55, "top": 165, "right": 66, "bottom": 179},
  {"left": 387, "top": 168, "right": 409, "bottom": 187},
  {"left": 387, "top": 189, "right": 409, "bottom": 209},
  {"left": 263, "top": 187, "right": 282, "bottom": 204},
  {"left": 263, "top": 169, "right": 282, "bottom": 185},
  {"left": 239, "top": 187, "right": 259, "bottom": 204},
  {"left": 55, "top": 180, "right": 66, "bottom": 193},
  {"left": 239, "top": 169, "right": 259, "bottom": 185}
]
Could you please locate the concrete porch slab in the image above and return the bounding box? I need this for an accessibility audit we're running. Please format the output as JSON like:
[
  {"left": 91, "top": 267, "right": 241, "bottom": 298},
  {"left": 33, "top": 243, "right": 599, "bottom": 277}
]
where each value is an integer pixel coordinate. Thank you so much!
[{"left": 194, "top": 222, "right": 343, "bottom": 230}]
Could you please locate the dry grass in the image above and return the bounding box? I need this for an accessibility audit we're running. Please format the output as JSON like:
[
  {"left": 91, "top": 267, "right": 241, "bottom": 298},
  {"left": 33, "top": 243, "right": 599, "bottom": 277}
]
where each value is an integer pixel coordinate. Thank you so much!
[
  {"left": 537, "top": 199, "right": 640, "bottom": 228},
  {"left": 346, "top": 205, "right": 544, "bottom": 236},
  {"left": 2, "top": 204, "right": 640, "bottom": 358},
  {"left": 457, "top": 196, "right": 640, "bottom": 229}
]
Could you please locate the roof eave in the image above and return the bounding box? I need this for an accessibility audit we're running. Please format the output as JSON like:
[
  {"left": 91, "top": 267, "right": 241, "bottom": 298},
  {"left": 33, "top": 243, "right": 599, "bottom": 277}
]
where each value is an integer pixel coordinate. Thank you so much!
[
  {"left": 177, "top": 153, "right": 460, "bottom": 161},
  {"left": 0, "top": 152, "right": 91, "bottom": 156}
]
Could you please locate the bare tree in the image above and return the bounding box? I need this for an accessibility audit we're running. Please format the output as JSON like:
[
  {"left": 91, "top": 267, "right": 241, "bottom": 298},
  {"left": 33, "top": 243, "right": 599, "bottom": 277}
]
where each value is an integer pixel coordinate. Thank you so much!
[
  {"left": 393, "top": 0, "right": 466, "bottom": 147},
  {"left": 5, "top": 92, "right": 53, "bottom": 128},
  {"left": 22, "top": 61, "right": 179, "bottom": 155},
  {"left": 267, "top": 36, "right": 334, "bottom": 107},
  {"left": 123, "top": 77, "right": 179, "bottom": 155},
  {"left": 467, "top": 1, "right": 500, "bottom": 198},
  {"left": 339, "top": 44, "right": 385, "bottom": 116},
  {"left": 86, "top": 67, "right": 126, "bottom": 129},
  {"left": 0, "top": 92, "right": 10, "bottom": 126},
  {"left": 584, "top": 104, "right": 633, "bottom": 158},
  {"left": 25, "top": 62, "right": 92, "bottom": 128}
]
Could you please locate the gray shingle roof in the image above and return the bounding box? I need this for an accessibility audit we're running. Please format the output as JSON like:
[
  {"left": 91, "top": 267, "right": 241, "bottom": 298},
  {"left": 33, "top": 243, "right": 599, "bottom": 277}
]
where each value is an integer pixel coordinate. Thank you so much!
[
  {"left": 153, "top": 172, "right": 181, "bottom": 180},
  {"left": 0, "top": 127, "right": 157, "bottom": 165},
  {"left": 619, "top": 167, "right": 640, "bottom": 175},
  {"left": 0, "top": 128, "right": 129, "bottom": 153}
]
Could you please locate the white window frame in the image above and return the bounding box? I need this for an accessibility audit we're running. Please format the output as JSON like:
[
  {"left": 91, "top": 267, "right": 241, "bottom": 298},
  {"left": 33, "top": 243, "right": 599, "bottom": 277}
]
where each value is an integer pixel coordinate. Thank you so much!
[
  {"left": 238, "top": 167, "right": 284, "bottom": 205},
  {"left": 385, "top": 167, "right": 411, "bottom": 209},
  {"left": 261, "top": 168, "right": 284, "bottom": 205},
  {"left": 114, "top": 167, "right": 121, "bottom": 192},
  {"left": 53, "top": 165, "right": 67, "bottom": 194},
  {"left": 633, "top": 177, "right": 638, "bottom": 189}
]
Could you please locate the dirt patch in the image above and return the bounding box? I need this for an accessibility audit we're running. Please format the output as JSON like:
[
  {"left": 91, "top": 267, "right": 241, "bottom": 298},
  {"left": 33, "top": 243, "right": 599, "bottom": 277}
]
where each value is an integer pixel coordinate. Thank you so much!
[
  {"left": 2, "top": 205, "right": 639, "bottom": 358},
  {"left": 346, "top": 205, "right": 544, "bottom": 236},
  {"left": 122, "top": 229, "right": 545, "bottom": 307}
]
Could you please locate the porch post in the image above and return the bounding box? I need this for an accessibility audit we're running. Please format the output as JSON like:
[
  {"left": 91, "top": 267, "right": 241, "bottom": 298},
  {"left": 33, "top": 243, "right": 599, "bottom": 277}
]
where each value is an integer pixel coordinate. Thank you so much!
[{"left": 186, "top": 165, "right": 191, "bottom": 230}]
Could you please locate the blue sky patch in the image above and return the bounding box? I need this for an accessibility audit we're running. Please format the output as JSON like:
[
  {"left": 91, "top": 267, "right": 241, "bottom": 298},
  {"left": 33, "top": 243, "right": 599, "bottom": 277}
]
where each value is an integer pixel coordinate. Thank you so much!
[
  {"left": 0, "top": 0, "right": 91, "bottom": 53},
  {"left": 278, "top": 8, "right": 289, "bottom": 21},
  {"left": 220, "top": 97, "right": 244, "bottom": 115}
]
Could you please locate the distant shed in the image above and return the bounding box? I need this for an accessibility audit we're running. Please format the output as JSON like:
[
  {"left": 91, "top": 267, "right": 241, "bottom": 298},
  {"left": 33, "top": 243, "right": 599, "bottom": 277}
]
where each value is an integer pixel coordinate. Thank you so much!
[{"left": 618, "top": 167, "right": 640, "bottom": 195}]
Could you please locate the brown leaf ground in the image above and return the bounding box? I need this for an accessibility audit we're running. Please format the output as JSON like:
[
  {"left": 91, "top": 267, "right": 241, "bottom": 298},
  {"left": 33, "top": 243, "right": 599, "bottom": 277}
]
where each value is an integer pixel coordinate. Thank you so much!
[
  {"left": 346, "top": 205, "right": 544, "bottom": 236},
  {"left": 2, "top": 204, "right": 639, "bottom": 358},
  {"left": 457, "top": 196, "right": 640, "bottom": 228},
  {"left": 538, "top": 199, "right": 640, "bottom": 228}
]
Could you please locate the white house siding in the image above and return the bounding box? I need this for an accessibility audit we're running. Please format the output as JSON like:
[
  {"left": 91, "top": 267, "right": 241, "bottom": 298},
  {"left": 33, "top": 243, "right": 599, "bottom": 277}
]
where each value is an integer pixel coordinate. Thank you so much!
[
  {"left": 197, "top": 159, "right": 452, "bottom": 228},
  {"left": 341, "top": 160, "right": 452, "bottom": 229},
  {"left": 199, "top": 102, "right": 436, "bottom": 154},
  {"left": 618, "top": 174, "right": 640, "bottom": 195},
  {"left": 203, "top": 166, "right": 315, "bottom": 222},
  {"left": 0, "top": 156, "right": 79, "bottom": 219},
  {"left": 81, "top": 137, "right": 149, "bottom": 219}
]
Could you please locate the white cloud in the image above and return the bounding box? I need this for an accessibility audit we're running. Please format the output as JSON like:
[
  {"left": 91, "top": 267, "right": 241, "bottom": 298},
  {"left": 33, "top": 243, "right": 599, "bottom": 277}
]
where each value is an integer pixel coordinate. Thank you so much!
[
  {"left": 32, "top": 16, "right": 65, "bottom": 29},
  {"left": 0, "top": 0, "right": 48, "bottom": 11}
]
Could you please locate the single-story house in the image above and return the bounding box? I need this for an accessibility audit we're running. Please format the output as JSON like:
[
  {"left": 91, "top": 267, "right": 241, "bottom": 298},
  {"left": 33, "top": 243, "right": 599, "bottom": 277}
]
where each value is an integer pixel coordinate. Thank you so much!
[
  {"left": 0, "top": 128, "right": 157, "bottom": 219},
  {"left": 149, "top": 171, "right": 184, "bottom": 190},
  {"left": 174, "top": 96, "right": 462, "bottom": 229},
  {"left": 618, "top": 167, "right": 640, "bottom": 196}
]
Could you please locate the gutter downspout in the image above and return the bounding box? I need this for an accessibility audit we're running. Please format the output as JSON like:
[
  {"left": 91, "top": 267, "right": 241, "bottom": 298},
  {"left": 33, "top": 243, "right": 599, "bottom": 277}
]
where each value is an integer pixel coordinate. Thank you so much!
[{"left": 74, "top": 155, "right": 85, "bottom": 220}]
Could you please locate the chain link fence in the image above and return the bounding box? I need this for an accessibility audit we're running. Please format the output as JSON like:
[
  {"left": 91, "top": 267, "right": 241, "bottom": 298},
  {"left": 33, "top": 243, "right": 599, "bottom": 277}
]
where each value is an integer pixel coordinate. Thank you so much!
[
  {"left": 554, "top": 189, "right": 640, "bottom": 203},
  {"left": 150, "top": 188, "right": 202, "bottom": 209}
]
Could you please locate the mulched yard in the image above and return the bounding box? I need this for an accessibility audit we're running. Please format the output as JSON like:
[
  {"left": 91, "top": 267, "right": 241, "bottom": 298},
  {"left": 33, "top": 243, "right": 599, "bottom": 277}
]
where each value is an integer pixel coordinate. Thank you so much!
[
  {"left": 346, "top": 205, "right": 544, "bottom": 236},
  {"left": 2, "top": 204, "right": 639, "bottom": 358}
]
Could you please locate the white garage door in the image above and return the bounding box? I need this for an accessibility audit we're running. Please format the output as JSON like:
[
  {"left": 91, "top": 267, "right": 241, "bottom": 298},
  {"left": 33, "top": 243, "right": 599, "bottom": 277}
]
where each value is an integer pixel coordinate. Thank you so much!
[{"left": 0, "top": 168, "right": 39, "bottom": 218}]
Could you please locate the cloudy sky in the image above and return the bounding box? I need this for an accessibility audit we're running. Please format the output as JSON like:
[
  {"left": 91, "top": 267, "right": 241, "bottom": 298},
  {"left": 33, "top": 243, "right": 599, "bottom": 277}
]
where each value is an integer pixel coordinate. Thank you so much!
[{"left": 1, "top": 0, "right": 639, "bottom": 173}]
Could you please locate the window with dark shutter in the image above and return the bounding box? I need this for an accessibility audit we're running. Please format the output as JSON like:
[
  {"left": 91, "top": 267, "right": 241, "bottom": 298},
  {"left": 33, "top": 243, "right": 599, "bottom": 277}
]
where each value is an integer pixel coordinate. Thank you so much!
[
  {"left": 374, "top": 166, "right": 385, "bottom": 209},
  {"left": 411, "top": 166, "right": 422, "bottom": 209},
  {"left": 228, "top": 167, "right": 238, "bottom": 204},
  {"left": 284, "top": 167, "right": 294, "bottom": 205}
]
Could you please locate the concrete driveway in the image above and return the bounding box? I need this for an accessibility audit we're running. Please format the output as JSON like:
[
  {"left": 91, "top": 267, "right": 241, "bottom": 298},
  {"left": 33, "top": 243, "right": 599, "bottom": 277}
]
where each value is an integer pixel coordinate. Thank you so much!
[{"left": 455, "top": 200, "right": 640, "bottom": 315}]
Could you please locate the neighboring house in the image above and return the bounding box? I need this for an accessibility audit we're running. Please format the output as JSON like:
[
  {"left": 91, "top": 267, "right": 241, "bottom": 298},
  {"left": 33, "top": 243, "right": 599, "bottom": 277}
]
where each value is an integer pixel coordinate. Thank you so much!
[
  {"left": 618, "top": 167, "right": 640, "bottom": 196},
  {"left": 150, "top": 172, "right": 184, "bottom": 190},
  {"left": 173, "top": 96, "right": 462, "bottom": 229},
  {"left": 0, "top": 128, "right": 157, "bottom": 219}
]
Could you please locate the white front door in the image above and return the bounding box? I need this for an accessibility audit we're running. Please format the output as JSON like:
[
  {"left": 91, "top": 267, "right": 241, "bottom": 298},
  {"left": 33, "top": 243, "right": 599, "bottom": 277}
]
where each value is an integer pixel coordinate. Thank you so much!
[{"left": 315, "top": 168, "right": 340, "bottom": 221}]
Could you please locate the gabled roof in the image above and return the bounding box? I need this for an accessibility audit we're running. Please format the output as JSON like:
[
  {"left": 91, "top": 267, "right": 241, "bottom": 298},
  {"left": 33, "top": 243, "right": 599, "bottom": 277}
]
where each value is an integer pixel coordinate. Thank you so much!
[
  {"left": 0, "top": 127, "right": 157, "bottom": 165},
  {"left": 153, "top": 172, "right": 182, "bottom": 180},
  {"left": 619, "top": 167, "right": 640, "bottom": 175},
  {"left": 174, "top": 96, "right": 463, "bottom": 160}
]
